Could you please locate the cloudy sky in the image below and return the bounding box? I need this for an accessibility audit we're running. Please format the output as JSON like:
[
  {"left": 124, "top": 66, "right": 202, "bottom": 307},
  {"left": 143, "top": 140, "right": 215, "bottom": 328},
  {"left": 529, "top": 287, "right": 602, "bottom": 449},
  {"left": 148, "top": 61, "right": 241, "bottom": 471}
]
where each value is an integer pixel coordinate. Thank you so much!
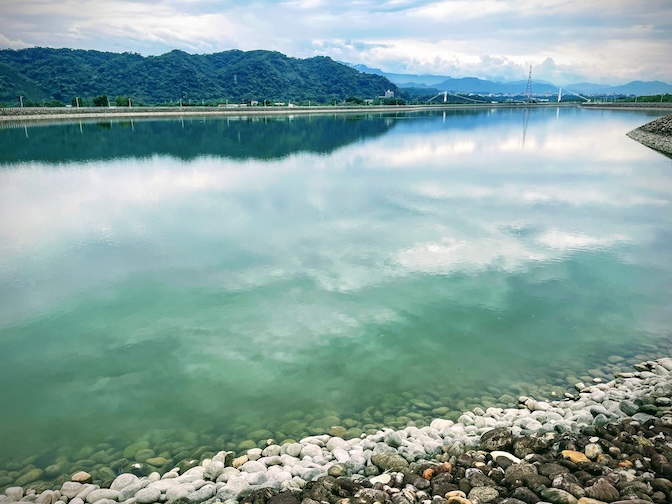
[{"left": 1, "top": 0, "right": 671, "bottom": 85}]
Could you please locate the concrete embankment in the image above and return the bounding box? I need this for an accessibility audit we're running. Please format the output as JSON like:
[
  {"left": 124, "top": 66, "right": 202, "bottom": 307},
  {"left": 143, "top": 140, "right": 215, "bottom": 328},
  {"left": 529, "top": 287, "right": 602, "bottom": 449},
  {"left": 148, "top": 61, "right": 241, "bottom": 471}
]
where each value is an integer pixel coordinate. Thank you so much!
[{"left": 627, "top": 113, "right": 672, "bottom": 158}]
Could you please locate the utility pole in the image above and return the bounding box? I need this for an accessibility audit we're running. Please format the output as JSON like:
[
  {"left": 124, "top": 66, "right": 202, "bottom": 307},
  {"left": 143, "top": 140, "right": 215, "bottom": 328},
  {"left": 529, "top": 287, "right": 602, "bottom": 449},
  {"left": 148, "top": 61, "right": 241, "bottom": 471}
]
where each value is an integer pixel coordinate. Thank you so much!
[{"left": 525, "top": 65, "right": 533, "bottom": 103}]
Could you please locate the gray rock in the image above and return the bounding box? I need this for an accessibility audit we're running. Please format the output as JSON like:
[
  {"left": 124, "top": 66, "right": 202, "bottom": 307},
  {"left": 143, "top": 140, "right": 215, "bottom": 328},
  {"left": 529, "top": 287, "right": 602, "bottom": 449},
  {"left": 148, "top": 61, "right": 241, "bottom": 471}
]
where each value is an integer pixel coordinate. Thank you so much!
[
  {"left": 216, "top": 479, "right": 250, "bottom": 501},
  {"left": 61, "top": 483, "right": 84, "bottom": 500},
  {"left": 371, "top": 453, "right": 409, "bottom": 471},
  {"left": 71, "top": 472, "right": 93, "bottom": 484},
  {"left": 619, "top": 400, "right": 639, "bottom": 416},
  {"left": 384, "top": 431, "right": 402, "bottom": 448},
  {"left": 540, "top": 487, "right": 577, "bottom": 504},
  {"left": 262, "top": 445, "right": 282, "bottom": 457},
  {"left": 5, "top": 488, "right": 23, "bottom": 502},
  {"left": 247, "top": 448, "right": 263, "bottom": 461},
  {"left": 285, "top": 444, "right": 302, "bottom": 458},
  {"left": 584, "top": 443, "right": 602, "bottom": 460},
  {"left": 118, "top": 482, "right": 148, "bottom": 502},
  {"left": 132, "top": 488, "right": 159, "bottom": 504},
  {"left": 16, "top": 469, "right": 44, "bottom": 487},
  {"left": 85, "top": 490, "right": 119, "bottom": 503},
  {"left": 503, "top": 463, "right": 538, "bottom": 485},
  {"left": 299, "top": 445, "right": 322, "bottom": 459},
  {"left": 36, "top": 491, "right": 58, "bottom": 504},
  {"left": 203, "top": 461, "right": 224, "bottom": 481},
  {"left": 44, "top": 465, "right": 62, "bottom": 478},
  {"left": 467, "top": 469, "right": 496, "bottom": 488},
  {"left": 586, "top": 479, "right": 620, "bottom": 502},
  {"left": 75, "top": 486, "right": 100, "bottom": 501},
  {"left": 244, "top": 472, "right": 267, "bottom": 486},
  {"left": 240, "top": 461, "right": 265, "bottom": 473},
  {"left": 110, "top": 475, "right": 139, "bottom": 492},
  {"left": 510, "top": 487, "right": 540, "bottom": 504},
  {"left": 480, "top": 428, "right": 514, "bottom": 451},
  {"left": 468, "top": 486, "right": 499, "bottom": 503},
  {"left": 187, "top": 484, "right": 215, "bottom": 503},
  {"left": 165, "top": 485, "right": 193, "bottom": 501}
]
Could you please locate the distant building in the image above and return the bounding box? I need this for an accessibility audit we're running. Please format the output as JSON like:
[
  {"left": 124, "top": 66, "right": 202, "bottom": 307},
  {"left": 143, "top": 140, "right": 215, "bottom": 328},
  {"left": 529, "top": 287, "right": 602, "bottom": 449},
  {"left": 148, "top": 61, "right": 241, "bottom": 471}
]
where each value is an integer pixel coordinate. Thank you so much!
[{"left": 384, "top": 90, "right": 395, "bottom": 98}]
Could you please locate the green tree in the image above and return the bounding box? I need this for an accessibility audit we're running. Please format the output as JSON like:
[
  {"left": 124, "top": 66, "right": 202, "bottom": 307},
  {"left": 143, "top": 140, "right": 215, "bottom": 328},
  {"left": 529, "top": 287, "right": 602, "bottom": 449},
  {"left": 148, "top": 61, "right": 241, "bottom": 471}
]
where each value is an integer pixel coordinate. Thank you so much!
[{"left": 92, "top": 95, "right": 108, "bottom": 107}]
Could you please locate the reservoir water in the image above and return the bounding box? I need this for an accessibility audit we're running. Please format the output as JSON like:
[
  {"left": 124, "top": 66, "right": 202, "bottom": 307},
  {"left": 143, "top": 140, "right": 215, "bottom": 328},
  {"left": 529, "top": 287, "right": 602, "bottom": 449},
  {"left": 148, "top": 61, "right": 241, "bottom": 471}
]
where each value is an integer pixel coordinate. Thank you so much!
[{"left": 0, "top": 107, "right": 671, "bottom": 472}]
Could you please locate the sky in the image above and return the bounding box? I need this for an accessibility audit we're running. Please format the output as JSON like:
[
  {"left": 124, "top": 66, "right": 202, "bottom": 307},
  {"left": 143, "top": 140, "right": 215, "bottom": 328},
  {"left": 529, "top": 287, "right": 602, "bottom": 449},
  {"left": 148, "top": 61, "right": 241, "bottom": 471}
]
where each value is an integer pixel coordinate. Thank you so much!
[{"left": 1, "top": 0, "right": 671, "bottom": 85}]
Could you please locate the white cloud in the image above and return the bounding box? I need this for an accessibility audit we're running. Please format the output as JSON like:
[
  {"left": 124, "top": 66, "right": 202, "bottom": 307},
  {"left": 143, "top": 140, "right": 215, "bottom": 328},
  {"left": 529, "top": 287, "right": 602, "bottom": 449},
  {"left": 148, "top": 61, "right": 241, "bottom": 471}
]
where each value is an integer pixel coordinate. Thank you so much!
[
  {"left": 0, "top": 0, "right": 670, "bottom": 83},
  {"left": 537, "top": 230, "right": 628, "bottom": 251}
]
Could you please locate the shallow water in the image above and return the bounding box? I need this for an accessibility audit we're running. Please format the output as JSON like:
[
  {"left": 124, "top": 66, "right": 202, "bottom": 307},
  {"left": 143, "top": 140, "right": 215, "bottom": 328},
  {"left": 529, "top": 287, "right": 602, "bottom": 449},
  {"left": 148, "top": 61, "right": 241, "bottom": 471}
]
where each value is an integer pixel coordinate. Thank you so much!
[{"left": 1, "top": 107, "right": 671, "bottom": 467}]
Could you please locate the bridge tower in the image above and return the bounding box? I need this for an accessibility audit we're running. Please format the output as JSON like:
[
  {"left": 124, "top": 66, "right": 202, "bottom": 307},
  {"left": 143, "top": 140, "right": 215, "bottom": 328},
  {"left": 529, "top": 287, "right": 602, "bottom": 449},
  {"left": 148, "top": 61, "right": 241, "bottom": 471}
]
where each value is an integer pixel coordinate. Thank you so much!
[
  {"left": 525, "top": 65, "right": 533, "bottom": 102},
  {"left": 443, "top": 91, "right": 447, "bottom": 102}
]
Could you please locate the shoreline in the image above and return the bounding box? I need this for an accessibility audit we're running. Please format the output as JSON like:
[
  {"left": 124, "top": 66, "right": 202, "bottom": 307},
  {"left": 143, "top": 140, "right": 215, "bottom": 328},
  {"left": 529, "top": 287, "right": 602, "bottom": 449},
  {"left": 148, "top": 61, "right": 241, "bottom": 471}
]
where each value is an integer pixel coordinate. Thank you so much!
[
  {"left": 626, "top": 113, "right": 672, "bottom": 158},
  {"left": 0, "top": 103, "right": 578, "bottom": 124},
  {"left": 0, "top": 102, "right": 670, "bottom": 127},
  {"left": 2, "top": 348, "right": 672, "bottom": 504}
]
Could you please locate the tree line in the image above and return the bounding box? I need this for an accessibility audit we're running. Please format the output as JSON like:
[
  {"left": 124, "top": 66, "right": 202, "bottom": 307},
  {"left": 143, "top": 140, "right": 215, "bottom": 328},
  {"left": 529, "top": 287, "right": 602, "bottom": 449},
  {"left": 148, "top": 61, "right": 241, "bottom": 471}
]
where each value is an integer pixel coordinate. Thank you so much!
[{"left": 0, "top": 48, "right": 399, "bottom": 106}]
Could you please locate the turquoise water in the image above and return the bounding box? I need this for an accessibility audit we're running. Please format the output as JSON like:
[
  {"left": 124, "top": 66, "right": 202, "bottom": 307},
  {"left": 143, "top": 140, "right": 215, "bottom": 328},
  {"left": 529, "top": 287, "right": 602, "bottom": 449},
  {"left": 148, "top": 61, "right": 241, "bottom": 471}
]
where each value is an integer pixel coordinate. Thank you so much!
[{"left": 0, "top": 107, "right": 671, "bottom": 468}]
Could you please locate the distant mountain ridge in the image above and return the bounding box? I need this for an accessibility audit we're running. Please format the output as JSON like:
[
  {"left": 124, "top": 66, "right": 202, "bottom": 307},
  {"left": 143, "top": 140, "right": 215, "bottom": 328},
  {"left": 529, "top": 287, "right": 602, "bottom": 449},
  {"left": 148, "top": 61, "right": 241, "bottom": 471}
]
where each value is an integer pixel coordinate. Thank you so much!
[
  {"left": 346, "top": 63, "right": 672, "bottom": 95},
  {"left": 0, "top": 48, "right": 398, "bottom": 104}
]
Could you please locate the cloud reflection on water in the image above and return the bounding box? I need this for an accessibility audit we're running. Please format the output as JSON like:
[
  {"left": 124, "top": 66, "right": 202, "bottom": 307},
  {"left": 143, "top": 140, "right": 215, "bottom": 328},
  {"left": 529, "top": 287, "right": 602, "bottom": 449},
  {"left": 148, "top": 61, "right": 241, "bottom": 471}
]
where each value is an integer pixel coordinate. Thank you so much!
[
  {"left": 1, "top": 109, "right": 672, "bottom": 459},
  {"left": 0, "top": 110, "right": 670, "bottom": 328}
]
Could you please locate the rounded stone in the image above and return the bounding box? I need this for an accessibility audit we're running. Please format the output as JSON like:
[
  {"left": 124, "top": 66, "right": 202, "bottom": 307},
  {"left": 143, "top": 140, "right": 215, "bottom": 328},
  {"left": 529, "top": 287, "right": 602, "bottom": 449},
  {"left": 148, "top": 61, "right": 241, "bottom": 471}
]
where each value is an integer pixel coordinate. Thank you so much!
[
  {"left": 134, "top": 487, "right": 160, "bottom": 504},
  {"left": 44, "top": 465, "right": 62, "bottom": 478},
  {"left": 85, "top": 489, "right": 119, "bottom": 503},
  {"left": 468, "top": 486, "right": 499, "bottom": 503},
  {"left": 300, "top": 444, "right": 322, "bottom": 459},
  {"left": 370, "top": 452, "right": 409, "bottom": 471},
  {"left": 123, "top": 441, "right": 150, "bottom": 459},
  {"left": 71, "top": 472, "right": 92, "bottom": 484},
  {"left": 110, "top": 474, "right": 138, "bottom": 491},
  {"left": 145, "top": 457, "right": 167, "bottom": 467},
  {"left": 5, "top": 488, "right": 24, "bottom": 501},
  {"left": 133, "top": 449, "right": 155, "bottom": 463},
  {"left": 16, "top": 468, "right": 44, "bottom": 487},
  {"left": 480, "top": 428, "right": 514, "bottom": 451},
  {"left": 237, "top": 440, "right": 257, "bottom": 451},
  {"left": 60, "top": 482, "right": 84, "bottom": 498},
  {"left": 584, "top": 443, "right": 602, "bottom": 460}
]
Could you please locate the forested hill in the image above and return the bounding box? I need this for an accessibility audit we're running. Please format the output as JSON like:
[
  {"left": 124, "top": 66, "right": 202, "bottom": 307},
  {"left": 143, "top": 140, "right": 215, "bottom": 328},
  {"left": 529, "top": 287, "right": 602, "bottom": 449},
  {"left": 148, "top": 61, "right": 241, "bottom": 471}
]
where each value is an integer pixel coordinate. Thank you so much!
[{"left": 0, "top": 48, "right": 398, "bottom": 105}]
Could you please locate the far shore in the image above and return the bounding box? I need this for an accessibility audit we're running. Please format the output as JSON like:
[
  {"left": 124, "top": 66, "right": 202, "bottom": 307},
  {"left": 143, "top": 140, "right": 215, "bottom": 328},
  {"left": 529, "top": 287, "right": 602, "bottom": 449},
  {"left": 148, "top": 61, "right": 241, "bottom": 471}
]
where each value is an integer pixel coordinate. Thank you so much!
[
  {"left": 0, "top": 102, "right": 577, "bottom": 124},
  {"left": 2, "top": 102, "right": 672, "bottom": 124}
]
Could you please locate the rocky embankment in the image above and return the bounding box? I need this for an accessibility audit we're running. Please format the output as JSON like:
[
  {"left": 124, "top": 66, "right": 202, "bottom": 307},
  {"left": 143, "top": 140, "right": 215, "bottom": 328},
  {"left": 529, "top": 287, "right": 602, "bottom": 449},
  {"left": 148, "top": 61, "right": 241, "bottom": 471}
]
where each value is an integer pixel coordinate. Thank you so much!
[
  {"left": 627, "top": 114, "right": 672, "bottom": 157},
  {"left": 2, "top": 357, "right": 672, "bottom": 504}
]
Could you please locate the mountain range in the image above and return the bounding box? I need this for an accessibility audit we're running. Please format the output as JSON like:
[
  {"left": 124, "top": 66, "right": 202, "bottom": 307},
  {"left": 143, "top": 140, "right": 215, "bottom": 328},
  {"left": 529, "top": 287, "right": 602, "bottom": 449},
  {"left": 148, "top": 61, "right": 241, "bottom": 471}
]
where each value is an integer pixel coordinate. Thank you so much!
[
  {"left": 0, "top": 48, "right": 398, "bottom": 105},
  {"left": 1, "top": 47, "right": 669, "bottom": 106},
  {"left": 346, "top": 64, "right": 672, "bottom": 96}
]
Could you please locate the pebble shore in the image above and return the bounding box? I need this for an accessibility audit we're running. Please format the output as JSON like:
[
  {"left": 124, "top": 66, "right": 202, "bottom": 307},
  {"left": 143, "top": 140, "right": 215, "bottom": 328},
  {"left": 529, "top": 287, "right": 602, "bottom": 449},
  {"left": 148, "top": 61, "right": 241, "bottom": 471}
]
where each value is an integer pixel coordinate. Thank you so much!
[
  {"left": 627, "top": 113, "right": 672, "bottom": 157},
  {"left": 2, "top": 356, "right": 672, "bottom": 504}
]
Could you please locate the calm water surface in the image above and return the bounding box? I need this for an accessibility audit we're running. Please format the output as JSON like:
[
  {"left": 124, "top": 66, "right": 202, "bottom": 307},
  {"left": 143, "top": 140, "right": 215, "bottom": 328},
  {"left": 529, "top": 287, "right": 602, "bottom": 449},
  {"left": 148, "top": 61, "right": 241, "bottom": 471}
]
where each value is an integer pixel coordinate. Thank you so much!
[{"left": 1, "top": 107, "right": 671, "bottom": 465}]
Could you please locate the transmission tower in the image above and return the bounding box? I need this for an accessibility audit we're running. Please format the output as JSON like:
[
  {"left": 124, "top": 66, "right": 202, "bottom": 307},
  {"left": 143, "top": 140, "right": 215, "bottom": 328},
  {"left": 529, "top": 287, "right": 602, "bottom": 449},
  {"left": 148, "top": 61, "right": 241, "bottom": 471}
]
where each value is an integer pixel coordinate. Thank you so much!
[{"left": 525, "top": 65, "right": 533, "bottom": 102}]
